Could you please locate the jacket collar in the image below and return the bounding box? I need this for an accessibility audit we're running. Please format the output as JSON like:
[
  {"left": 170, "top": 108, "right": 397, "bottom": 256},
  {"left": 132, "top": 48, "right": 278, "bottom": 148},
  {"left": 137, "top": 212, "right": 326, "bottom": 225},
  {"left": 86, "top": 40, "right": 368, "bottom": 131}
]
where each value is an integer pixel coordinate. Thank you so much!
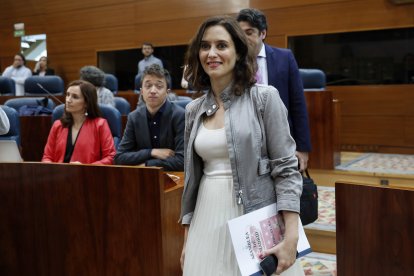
[{"left": 202, "top": 82, "right": 235, "bottom": 116}]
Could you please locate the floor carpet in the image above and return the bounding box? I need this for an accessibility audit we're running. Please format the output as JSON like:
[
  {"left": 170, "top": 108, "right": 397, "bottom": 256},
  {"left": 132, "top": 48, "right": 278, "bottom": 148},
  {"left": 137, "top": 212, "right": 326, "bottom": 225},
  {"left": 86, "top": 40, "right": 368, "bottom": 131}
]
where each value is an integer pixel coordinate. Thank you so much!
[
  {"left": 335, "top": 153, "right": 414, "bottom": 175},
  {"left": 300, "top": 252, "right": 337, "bottom": 276}
]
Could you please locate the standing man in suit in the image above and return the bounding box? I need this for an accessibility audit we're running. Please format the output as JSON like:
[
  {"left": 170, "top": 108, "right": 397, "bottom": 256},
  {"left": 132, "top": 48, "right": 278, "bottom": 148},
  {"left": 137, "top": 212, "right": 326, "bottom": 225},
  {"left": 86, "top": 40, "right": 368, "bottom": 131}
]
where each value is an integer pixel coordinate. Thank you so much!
[
  {"left": 115, "top": 64, "right": 184, "bottom": 171},
  {"left": 237, "top": 8, "right": 311, "bottom": 171}
]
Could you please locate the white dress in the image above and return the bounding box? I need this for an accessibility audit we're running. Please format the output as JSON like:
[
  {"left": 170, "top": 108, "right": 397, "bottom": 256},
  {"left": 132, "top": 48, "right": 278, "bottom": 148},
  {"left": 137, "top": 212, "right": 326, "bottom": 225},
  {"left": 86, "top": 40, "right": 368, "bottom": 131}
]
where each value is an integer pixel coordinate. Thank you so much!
[{"left": 183, "top": 123, "right": 304, "bottom": 276}]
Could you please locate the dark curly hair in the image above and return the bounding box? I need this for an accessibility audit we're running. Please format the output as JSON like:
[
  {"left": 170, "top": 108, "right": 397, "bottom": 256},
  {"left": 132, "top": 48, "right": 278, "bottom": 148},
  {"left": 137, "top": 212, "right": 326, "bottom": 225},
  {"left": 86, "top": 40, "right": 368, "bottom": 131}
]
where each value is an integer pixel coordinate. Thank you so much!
[
  {"left": 184, "top": 15, "right": 256, "bottom": 96},
  {"left": 140, "top": 63, "right": 172, "bottom": 88},
  {"left": 61, "top": 80, "right": 102, "bottom": 127},
  {"left": 236, "top": 8, "right": 268, "bottom": 33}
]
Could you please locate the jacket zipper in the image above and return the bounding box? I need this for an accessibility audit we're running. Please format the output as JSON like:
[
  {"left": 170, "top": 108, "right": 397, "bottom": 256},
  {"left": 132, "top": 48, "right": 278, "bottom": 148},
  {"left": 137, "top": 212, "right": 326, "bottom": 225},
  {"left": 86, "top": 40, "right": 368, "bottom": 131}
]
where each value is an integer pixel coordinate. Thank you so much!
[
  {"left": 228, "top": 105, "right": 244, "bottom": 206},
  {"left": 237, "top": 189, "right": 243, "bottom": 205}
]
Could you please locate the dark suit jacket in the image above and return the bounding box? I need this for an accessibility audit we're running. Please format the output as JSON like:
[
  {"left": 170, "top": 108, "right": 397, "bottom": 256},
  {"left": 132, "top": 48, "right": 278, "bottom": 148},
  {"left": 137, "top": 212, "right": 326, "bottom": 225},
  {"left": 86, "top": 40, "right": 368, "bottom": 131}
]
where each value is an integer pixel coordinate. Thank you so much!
[
  {"left": 33, "top": 68, "right": 55, "bottom": 76},
  {"left": 114, "top": 100, "right": 185, "bottom": 171},
  {"left": 265, "top": 44, "right": 311, "bottom": 152}
]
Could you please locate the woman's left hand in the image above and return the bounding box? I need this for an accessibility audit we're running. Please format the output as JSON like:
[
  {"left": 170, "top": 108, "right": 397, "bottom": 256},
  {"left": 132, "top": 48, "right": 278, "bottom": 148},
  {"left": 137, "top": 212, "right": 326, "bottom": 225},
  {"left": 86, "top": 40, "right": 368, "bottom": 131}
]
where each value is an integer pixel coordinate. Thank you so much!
[{"left": 259, "top": 237, "right": 298, "bottom": 275}]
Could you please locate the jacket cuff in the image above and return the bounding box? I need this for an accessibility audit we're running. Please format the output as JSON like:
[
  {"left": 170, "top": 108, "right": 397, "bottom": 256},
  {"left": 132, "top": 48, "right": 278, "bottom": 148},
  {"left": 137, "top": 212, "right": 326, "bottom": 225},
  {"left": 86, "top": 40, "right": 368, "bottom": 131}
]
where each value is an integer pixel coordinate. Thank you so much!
[
  {"left": 181, "top": 212, "right": 193, "bottom": 225},
  {"left": 276, "top": 196, "right": 300, "bottom": 214}
]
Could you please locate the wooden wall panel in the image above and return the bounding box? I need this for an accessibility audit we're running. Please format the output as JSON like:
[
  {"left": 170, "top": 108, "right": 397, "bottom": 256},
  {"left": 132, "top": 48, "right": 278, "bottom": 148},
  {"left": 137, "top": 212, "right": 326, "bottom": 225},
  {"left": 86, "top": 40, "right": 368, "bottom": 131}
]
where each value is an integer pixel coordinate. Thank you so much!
[
  {"left": 1, "top": 0, "right": 414, "bottom": 77},
  {"left": 264, "top": 0, "right": 414, "bottom": 37},
  {"left": 331, "top": 85, "right": 414, "bottom": 116},
  {"left": 265, "top": 35, "right": 287, "bottom": 48},
  {"left": 332, "top": 84, "right": 414, "bottom": 153},
  {"left": 251, "top": 0, "right": 351, "bottom": 10}
]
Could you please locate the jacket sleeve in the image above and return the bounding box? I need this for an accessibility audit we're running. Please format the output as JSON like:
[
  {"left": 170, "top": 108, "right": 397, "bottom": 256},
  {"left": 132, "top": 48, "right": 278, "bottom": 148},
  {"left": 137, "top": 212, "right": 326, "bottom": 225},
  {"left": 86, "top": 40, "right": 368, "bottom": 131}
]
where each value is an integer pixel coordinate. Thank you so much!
[
  {"left": 145, "top": 109, "right": 185, "bottom": 171},
  {"left": 93, "top": 119, "right": 116, "bottom": 165},
  {"left": 2, "top": 67, "right": 12, "bottom": 78},
  {"left": 114, "top": 113, "right": 152, "bottom": 165},
  {"left": 42, "top": 121, "right": 59, "bottom": 162},
  {"left": 262, "top": 86, "right": 302, "bottom": 214},
  {"left": 287, "top": 50, "right": 312, "bottom": 152},
  {"left": 0, "top": 107, "right": 10, "bottom": 135}
]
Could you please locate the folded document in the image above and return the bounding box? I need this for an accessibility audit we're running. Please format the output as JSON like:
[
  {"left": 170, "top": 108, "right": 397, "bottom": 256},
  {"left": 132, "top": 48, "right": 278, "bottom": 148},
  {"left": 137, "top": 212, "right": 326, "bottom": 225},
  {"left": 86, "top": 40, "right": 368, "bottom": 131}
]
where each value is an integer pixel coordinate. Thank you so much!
[{"left": 228, "top": 203, "right": 311, "bottom": 276}]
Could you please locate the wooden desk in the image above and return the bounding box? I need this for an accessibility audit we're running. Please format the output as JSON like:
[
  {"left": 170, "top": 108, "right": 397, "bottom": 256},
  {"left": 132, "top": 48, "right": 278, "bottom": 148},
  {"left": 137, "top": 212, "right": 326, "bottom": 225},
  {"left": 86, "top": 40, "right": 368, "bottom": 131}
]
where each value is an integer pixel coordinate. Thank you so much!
[
  {"left": 336, "top": 182, "right": 414, "bottom": 275},
  {"left": 0, "top": 163, "right": 184, "bottom": 276},
  {"left": 305, "top": 90, "right": 340, "bottom": 169},
  {"left": 20, "top": 116, "right": 52, "bottom": 161}
]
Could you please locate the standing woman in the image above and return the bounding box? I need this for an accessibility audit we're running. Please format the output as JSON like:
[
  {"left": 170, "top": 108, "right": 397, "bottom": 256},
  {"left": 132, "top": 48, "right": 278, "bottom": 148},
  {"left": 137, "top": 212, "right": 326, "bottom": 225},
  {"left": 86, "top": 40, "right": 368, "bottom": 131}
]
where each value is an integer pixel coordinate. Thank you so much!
[
  {"left": 180, "top": 16, "right": 304, "bottom": 276},
  {"left": 42, "top": 80, "right": 115, "bottom": 164}
]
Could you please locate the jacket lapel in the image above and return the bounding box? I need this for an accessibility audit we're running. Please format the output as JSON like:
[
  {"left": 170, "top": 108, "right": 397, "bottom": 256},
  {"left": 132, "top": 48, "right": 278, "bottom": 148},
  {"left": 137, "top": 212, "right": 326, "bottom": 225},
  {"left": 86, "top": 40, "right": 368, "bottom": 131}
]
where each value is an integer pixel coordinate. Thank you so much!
[
  {"left": 265, "top": 44, "right": 278, "bottom": 87},
  {"left": 137, "top": 106, "right": 152, "bottom": 148},
  {"left": 159, "top": 101, "right": 172, "bottom": 147}
]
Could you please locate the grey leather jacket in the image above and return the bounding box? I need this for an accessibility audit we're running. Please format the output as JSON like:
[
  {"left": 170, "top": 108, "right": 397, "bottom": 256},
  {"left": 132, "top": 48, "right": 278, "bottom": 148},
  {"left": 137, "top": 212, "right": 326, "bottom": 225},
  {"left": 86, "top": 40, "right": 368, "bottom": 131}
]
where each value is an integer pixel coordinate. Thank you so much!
[{"left": 180, "top": 84, "right": 302, "bottom": 224}]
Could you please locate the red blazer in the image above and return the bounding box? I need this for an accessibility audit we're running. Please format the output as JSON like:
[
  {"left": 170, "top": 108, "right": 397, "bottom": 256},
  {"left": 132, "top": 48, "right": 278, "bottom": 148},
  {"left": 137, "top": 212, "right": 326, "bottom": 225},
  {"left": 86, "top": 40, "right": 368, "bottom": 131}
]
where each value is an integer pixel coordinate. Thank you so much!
[{"left": 42, "top": 118, "right": 115, "bottom": 165}]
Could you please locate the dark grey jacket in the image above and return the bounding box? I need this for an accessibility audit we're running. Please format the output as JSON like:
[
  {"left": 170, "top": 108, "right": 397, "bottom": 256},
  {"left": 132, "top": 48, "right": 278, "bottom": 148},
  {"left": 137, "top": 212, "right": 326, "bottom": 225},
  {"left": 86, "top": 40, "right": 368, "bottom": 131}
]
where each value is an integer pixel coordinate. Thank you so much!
[
  {"left": 114, "top": 100, "right": 185, "bottom": 171},
  {"left": 180, "top": 84, "right": 302, "bottom": 224}
]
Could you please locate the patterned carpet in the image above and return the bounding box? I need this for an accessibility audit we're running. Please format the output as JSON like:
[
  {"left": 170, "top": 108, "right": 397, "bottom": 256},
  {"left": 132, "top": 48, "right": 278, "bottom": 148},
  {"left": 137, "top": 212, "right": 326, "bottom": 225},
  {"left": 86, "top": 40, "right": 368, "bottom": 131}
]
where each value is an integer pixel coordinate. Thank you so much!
[
  {"left": 300, "top": 252, "right": 337, "bottom": 276},
  {"left": 335, "top": 153, "right": 414, "bottom": 175}
]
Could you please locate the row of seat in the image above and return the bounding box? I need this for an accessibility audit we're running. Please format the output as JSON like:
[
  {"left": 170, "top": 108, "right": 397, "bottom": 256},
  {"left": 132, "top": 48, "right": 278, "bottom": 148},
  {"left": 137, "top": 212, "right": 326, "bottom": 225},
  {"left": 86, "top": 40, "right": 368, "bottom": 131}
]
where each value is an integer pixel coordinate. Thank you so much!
[
  {"left": 2, "top": 96, "right": 131, "bottom": 115},
  {"left": 1, "top": 95, "right": 192, "bottom": 116},
  {"left": 0, "top": 97, "right": 192, "bottom": 149},
  {"left": 0, "top": 104, "right": 121, "bottom": 149},
  {"left": 0, "top": 74, "right": 119, "bottom": 96},
  {"left": 1, "top": 69, "right": 326, "bottom": 96}
]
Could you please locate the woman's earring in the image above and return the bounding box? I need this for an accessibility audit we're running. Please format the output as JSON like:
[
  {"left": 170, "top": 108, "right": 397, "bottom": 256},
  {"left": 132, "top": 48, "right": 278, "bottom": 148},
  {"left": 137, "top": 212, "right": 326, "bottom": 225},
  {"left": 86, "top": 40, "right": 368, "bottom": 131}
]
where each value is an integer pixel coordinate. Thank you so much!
[{"left": 85, "top": 111, "right": 88, "bottom": 116}]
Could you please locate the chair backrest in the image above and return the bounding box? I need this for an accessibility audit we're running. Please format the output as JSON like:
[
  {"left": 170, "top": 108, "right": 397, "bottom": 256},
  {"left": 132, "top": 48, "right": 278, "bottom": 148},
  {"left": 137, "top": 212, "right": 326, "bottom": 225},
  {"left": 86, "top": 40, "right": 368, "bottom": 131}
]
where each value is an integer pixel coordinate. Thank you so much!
[
  {"left": 5, "top": 97, "right": 56, "bottom": 112},
  {"left": 171, "top": 99, "right": 191, "bottom": 110},
  {"left": 134, "top": 74, "right": 141, "bottom": 92},
  {"left": 24, "top": 76, "right": 65, "bottom": 96},
  {"left": 113, "top": 97, "right": 131, "bottom": 115},
  {"left": 0, "top": 105, "right": 21, "bottom": 146},
  {"left": 299, "top": 69, "right": 326, "bottom": 90},
  {"left": 104, "top": 74, "right": 118, "bottom": 95},
  {"left": 100, "top": 105, "right": 122, "bottom": 148},
  {"left": 52, "top": 104, "right": 122, "bottom": 148},
  {"left": 177, "top": 95, "right": 192, "bottom": 101},
  {"left": 0, "top": 77, "right": 16, "bottom": 96}
]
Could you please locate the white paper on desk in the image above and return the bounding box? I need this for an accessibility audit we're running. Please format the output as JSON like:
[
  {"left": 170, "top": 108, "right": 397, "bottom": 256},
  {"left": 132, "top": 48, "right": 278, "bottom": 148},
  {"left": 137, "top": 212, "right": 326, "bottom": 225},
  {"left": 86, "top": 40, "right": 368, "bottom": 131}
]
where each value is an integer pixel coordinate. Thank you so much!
[{"left": 227, "top": 203, "right": 311, "bottom": 276}]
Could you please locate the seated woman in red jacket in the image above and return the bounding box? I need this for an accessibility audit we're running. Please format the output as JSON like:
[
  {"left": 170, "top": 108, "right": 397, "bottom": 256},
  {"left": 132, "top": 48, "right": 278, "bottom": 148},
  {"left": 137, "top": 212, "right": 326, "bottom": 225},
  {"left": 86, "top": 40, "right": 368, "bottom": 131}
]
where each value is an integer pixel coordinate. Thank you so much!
[{"left": 42, "top": 80, "right": 115, "bottom": 164}]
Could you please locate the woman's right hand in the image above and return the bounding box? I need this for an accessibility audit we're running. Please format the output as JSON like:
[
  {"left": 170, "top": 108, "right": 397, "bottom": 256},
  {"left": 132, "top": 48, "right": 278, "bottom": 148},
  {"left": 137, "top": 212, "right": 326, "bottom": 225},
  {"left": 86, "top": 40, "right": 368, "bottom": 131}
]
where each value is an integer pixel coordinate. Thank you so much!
[
  {"left": 181, "top": 225, "right": 189, "bottom": 271},
  {"left": 180, "top": 245, "right": 186, "bottom": 270}
]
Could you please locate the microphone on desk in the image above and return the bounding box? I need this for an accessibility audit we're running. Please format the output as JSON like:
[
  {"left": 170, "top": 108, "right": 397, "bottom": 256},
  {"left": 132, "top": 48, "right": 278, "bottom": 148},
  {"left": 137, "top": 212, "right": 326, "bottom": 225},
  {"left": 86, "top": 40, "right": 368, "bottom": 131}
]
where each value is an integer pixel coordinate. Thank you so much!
[{"left": 36, "top": 83, "right": 64, "bottom": 105}]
